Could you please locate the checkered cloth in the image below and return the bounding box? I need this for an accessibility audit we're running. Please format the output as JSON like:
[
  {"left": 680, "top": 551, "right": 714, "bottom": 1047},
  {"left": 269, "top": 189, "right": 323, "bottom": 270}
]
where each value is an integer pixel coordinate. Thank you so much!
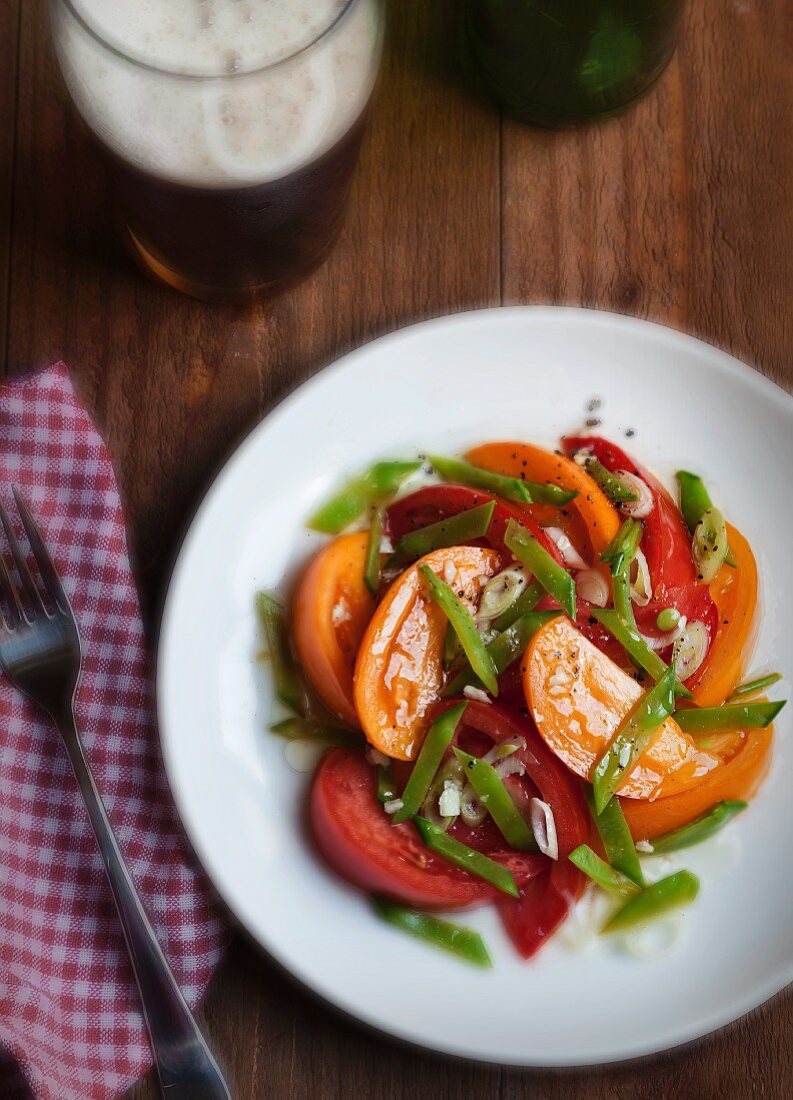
[{"left": 0, "top": 365, "right": 229, "bottom": 1099}]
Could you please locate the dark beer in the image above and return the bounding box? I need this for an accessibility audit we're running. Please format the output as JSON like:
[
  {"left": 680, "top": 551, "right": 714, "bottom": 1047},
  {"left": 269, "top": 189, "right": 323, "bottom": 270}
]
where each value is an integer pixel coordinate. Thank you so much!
[
  {"left": 51, "top": 0, "right": 383, "bottom": 300},
  {"left": 468, "top": 0, "right": 684, "bottom": 127}
]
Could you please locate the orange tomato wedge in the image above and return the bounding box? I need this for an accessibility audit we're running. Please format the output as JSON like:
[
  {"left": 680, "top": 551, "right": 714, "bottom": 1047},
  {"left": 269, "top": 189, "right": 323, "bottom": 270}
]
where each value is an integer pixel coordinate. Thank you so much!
[
  {"left": 466, "top": 441, "right": 621, "bottom": 558},
  {"left": 524, "top": 616, "right": 720, "bottom": 800},
  {"left": 622, "top": 726, "right": 773, "bottom": 839},
  {"left": 293, "top": 532, "right": 375, "bottom": 728},
  {"left": 689, "top": 523, "right": 758, "bottom": 706},
  {"left": 354, "top": 546, "right": 499, "bottom": 761}
]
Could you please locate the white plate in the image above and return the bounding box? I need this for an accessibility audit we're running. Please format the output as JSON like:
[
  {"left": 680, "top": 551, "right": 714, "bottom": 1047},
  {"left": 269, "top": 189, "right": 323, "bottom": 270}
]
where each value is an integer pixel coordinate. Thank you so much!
[{"left": 158, "top": 307, "right": 793, "bottom": 1066}]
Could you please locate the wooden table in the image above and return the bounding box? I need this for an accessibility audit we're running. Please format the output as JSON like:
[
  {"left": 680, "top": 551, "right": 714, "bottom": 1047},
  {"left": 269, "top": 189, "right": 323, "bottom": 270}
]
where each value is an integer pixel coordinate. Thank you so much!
[{"left": 2, "top": 1, "right": 791, "bottom": 1096}]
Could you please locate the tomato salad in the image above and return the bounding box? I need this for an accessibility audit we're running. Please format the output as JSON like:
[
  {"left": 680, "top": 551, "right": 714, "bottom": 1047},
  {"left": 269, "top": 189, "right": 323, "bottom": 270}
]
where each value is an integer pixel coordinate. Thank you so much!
[{"left": 258, "top": 437, "right": 785, "bottom": 968}]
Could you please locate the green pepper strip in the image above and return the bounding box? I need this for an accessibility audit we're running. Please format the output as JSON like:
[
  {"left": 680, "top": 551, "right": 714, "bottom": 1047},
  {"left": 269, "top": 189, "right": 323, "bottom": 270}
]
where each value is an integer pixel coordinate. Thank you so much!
[
  {"left": 307, "top": 460, "right": 422, "bottom": 533},
  {"left": 601, "top": 870, "right": 700, "bottom": 934},
  {"left": 376, "top": 764, "right": 398, "bottom": 806},
  {"left": 453, "top": 748, "right": 538, "bottom": 851},
  {"left": 371, "top": 897, "right": 493, "bottom": 968},
  {"left": 395, "top": 502, "right": 496, "bottom": 562},
  {"left": 674, "top": 700, "right": 785, "bottom": 734},
  {"left": 413, "top": 817, "right": 520, "bottom": 898},
  {"left": 270, "top": 717, "right": 360, "bottom": 748},
  {"left": 585, "top": 457, "right": 638, "bottom": 503},
  {"left": 419, "top": 566, "right": 499, "bottom": 696},
  {"left": 256, "top": 591, "right": 302, "bottom": 712},
  {"left": 364, "top": 501, "right": 387, "bottom": 597},
  {"left": 585, "top": 788, "right": 644, "bottom": 887},
  {"left": 393, "top": 703, "right": 467, "bottom": 824},
  {"left": 491, "top": 579, "right": 543, "bottom": 632},
  {"left": 428, "top": 454, "right": 578, "bottom": 507},
  {"left": 676, "top": 470, "right": 736, "bottom": 566},
  {"left": 504, "top": 519, "right": 576, "bottom": 620},
  {"left": 730, "top": 672, "right": 783, "bottom": 700},
  {"left": 649, "top": 800, "right": 747, "bottom": 854},
  {"left": 568, "top": 844, "right": 640, "bottom": 899},
  {"left": 592, "top": 663, "right": 677, "bottom": 815},
  {"left": 592, "top": 609, "right": 693, "bottom": 701},
  {"left": 444, "top": 610, "right": 557, "bottom": 697}
]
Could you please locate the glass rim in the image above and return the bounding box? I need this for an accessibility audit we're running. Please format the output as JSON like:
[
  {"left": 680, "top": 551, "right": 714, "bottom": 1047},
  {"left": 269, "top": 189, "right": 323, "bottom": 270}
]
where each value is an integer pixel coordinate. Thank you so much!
[{"left": 56, "top": 0, "right": 362, "bottom": 81}]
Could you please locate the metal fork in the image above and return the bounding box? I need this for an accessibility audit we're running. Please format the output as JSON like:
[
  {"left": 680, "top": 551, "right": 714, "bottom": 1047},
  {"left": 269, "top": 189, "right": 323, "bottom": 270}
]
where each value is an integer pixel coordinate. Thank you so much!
[{"left": 0, "top": 488, "right": 231, "bottom": 1100}]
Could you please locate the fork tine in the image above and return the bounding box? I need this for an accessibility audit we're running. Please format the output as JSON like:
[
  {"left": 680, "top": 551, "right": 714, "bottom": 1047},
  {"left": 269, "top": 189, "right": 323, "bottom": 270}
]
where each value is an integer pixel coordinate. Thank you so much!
[
  {"left": 0, "top": 499, "right": 46, "bottom": 619},
  {"left": 12, "top": 488, "right": 71, "bottom": 616},
  {"left": 0, "top": 550, "right": 23, "bottom": 628}
]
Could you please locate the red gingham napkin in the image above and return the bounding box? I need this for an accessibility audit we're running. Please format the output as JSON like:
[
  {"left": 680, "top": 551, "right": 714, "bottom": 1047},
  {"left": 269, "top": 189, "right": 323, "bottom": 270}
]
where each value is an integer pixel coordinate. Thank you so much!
[{"left": 0, "top": 365, "right": 229, "bottom": 1099}]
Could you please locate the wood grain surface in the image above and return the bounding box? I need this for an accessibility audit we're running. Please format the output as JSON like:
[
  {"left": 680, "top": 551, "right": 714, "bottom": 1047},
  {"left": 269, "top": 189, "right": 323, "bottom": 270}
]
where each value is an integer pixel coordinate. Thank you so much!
[{"left": 1, "top": 1, "right": 791, "bottom": 1097}]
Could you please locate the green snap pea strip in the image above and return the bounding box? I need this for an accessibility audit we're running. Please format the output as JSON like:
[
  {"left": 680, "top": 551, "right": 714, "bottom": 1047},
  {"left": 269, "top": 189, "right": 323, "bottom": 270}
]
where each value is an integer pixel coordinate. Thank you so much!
[
  {"left": 443, "top": 620, "right": 461, "bottom": 668},
  {"left": 270, "top": 717, "right": 360, "bottom": 748},
  {"left": 592, "top": 664, "right": 677, "bottom": 814},
  {"left": 505, "top": 519, "right": 576, "bottom": 620},
  {"left": 674, "top": 700, "right": 785, "bottom": 734},
  {"left": 601, "top": 870, "right": 700, "bottom": 933},
  {"left": 584, "top": 457, "right": 638, "bottom": 503},
  {"left": 419, "top": 565, "right": 499, "bottom": 695},
  {"left": 364, "top": 501, "right": 387, "bottom": 596},
  {"left": 676, "top": 470, "right": 736, "bottom": 566},
  {"left": 585, "top": 788, "right": 644, "bottom": 887},
  {"left": 394, "top": 502, "right": 496, "bottom": 561},
  {"left": 601, "top": 518, "right": 643, "bottom": 580},
  {"left": 730, "top": 672, "right": 782, "bottom": 699},
  {"left": 413, "top": 817, "right": 520, "bottom": 898},
  {"left": 307, "top": 460, "right": 422, "bottom": 533},
  {"left": 371, "top": 897, "right": 493, "bottom": 968},
  {"left": 568, "top": 844, "right": 640, "bottom": 899},
  {"left": 649, "top": 801, "right": 748, "bottom": 854},
  {"left": 393, "top": 703, "right": 467, "bottom": 824},
  {"left": 376, "top": 764, "right": 398, "bottom": 806},
  {"left": 256, "top": 591, "right": 302, "bottom": 712},
  {"left": 592, "top": 609, "right": 693, "bottom": 701},
  {"left": 492, "top": 578, "right": 544, "bottom": 632},
  {"left": 444, "top": 610, "right": 557, "bottom": 697},
  {"left": 427, "top": 454, "right": 578, "bottom": 507},
  {"left": 453, "top": 748, "right": 538, "bottom": 851}
]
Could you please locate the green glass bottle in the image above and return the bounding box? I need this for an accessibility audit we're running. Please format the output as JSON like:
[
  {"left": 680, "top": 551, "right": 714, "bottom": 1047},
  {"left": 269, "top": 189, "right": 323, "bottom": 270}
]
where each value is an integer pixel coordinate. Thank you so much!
[{"left": 468, "top": 0, "right": 685, "bottom": 127}]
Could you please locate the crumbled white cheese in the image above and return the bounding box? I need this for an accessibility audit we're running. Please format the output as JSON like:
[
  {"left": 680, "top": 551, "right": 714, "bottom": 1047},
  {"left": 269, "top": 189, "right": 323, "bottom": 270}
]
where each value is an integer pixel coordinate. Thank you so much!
[
  {"left": 463, "top": 685, "right": 491, "bottom": 705},
  {"left": 383, "top": 798, "right": 404, "bottom": 815},
  {"left": 439, "top": 779, "right": 462, "bottom": 818},
  {"left": 635, "top": 839, "right": 654, "bottom": 853},
  {"left": 365, "top": 747, "right": 391, "bottom": 768},
  {"left": 379, "top": 536, "right": 394, "bottom": 554}
]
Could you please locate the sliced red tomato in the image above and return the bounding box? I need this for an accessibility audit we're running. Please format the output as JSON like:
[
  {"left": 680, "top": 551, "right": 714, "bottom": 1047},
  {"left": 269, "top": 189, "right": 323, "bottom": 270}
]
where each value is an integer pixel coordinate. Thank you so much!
[
  {"left": 310, "top": 747, "right": 543, "bottom": 908},
  {"left": 385, "top": 484, "right": 564, "bottom": 565},
  {"left": 441, "top": 701, "right": 589, "bottom": 959},
  {"left": 562, "top": 435, "right": 696, "bottom": 596}
]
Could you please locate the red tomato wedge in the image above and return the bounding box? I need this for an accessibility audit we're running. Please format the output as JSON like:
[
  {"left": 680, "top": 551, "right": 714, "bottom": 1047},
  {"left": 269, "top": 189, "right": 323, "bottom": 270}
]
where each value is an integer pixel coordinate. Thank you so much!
[
  {"left": 444, "top": 701, "right": 589, "bottom": 958},
  {"left": 386, "top": 484, "right": 563, "bottom": 563},
  {"left": 293, "top": 532, "right": 375, "bottom": 727},
  {"left": 562, "top": 435, "right": 697, "bottom": 596},
  {"left": 524, "top": 616, "right": 720, "bottom": 801},
  {"left": 353, "top": 546, "right": 499, "bottom": 760},
  {"left": 311, "top": 747, "right": 544, "bottom": 908}
]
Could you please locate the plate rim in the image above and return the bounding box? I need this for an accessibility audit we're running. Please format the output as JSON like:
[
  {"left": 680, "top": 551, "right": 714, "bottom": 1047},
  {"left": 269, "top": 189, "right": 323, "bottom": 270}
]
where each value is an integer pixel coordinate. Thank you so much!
[{"left": 157, "top": 305, "right": 793, "bottom": 1067}]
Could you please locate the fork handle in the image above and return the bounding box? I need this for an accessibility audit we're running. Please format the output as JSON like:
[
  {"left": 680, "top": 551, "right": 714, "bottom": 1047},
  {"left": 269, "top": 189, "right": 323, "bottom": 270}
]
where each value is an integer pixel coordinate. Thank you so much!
[{"left": 57, "top": 709, "right": 231, "bottom": 1100}]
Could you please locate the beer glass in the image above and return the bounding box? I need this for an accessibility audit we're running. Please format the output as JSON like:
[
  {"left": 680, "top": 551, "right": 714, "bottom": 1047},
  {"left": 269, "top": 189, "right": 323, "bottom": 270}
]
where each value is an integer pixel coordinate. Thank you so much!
[
  {"left": 50, "top": 1, "right": 384, "bottom": 301},
  {"left": 468, "top": 0, "right": 684, "bottom": 127}
]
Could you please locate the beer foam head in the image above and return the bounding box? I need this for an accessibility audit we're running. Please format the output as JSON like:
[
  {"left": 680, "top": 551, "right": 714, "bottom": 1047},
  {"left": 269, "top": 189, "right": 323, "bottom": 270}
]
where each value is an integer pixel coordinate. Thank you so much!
[{"left": 54, "top": 0, "right": 381, "bottom": 186}]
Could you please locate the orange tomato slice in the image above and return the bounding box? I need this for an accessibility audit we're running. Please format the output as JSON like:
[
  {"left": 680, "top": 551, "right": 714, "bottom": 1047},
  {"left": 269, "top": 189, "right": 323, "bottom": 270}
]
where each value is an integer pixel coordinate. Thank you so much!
[
  {"left": 689, "top": 523, "right": 758, "bottom": 706},
  {"left": 621, "top": 726, "right": 773, "bottom": 839},
  {"left": 524, "top": 616, "right": 720, "bottom": 800},
  {"left": 466, "top": 441, "right": 620, "bottom": 558},
  {"left": 353, "top": 546, "right": 499, "bottom": 761},
  {"left": 293, "top": 532, "right": 375, "bottom": 728}
]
